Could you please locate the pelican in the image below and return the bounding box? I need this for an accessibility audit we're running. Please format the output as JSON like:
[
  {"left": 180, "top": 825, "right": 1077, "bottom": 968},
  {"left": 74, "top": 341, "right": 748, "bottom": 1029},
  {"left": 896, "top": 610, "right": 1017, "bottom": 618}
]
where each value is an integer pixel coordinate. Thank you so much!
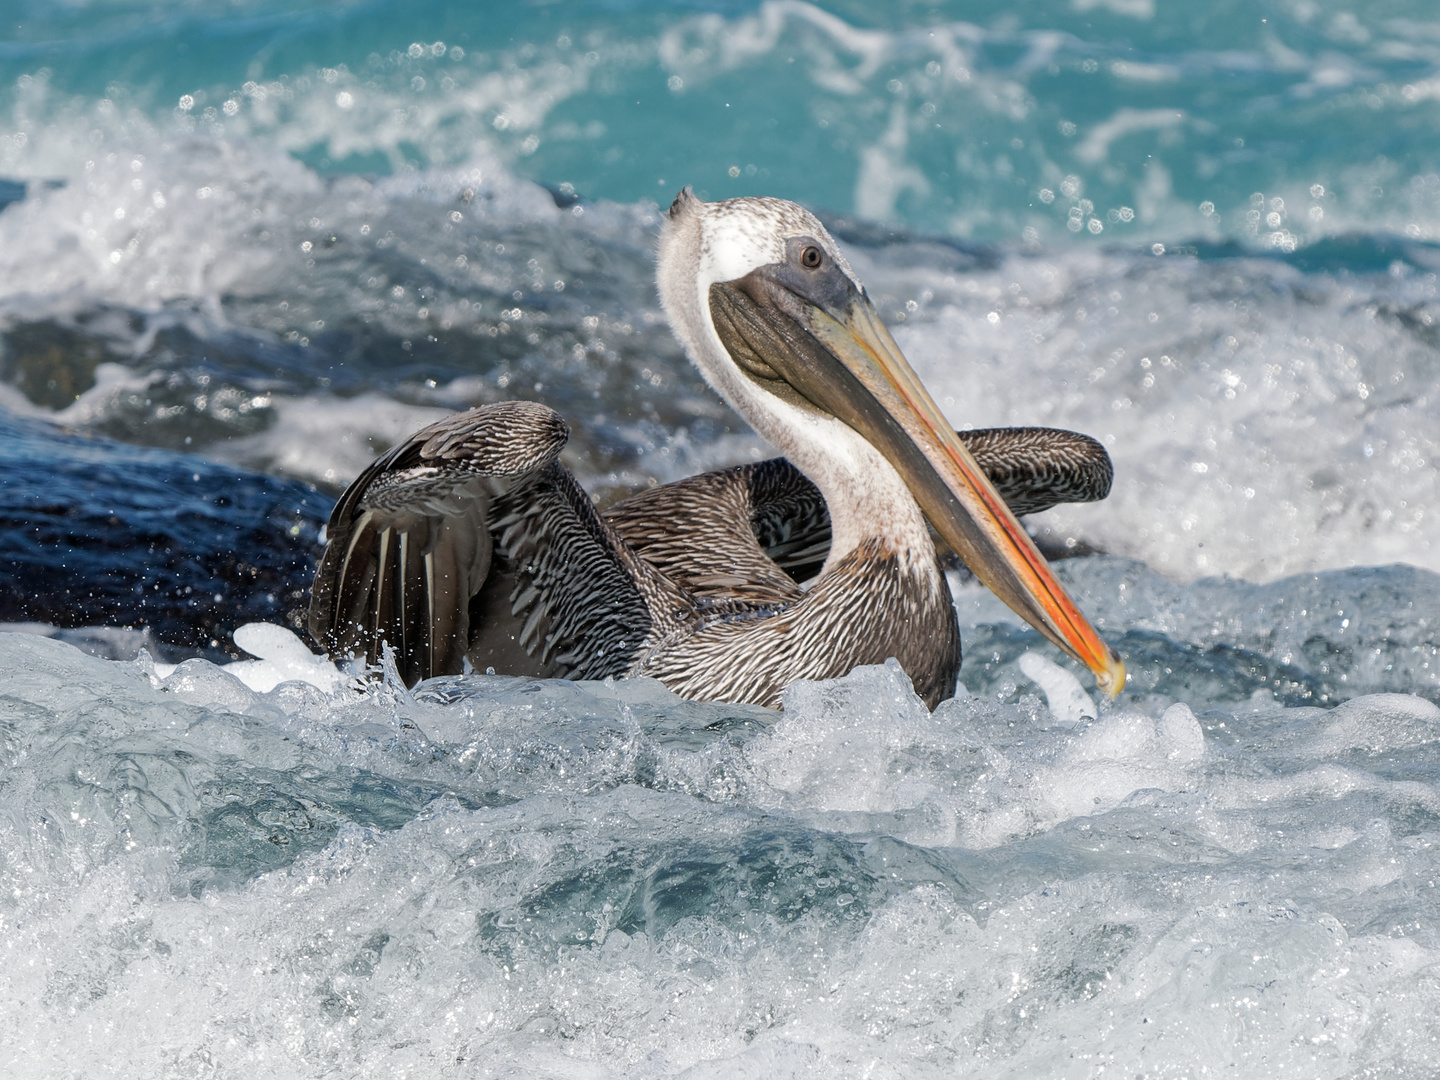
[{"left": 309, "top": 191, "right": 1125, "bottom": 709}]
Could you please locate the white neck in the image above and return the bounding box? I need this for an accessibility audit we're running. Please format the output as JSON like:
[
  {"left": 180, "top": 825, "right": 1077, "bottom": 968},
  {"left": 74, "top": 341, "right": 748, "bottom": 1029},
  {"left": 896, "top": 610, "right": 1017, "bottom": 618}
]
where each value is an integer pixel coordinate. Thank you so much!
[{"left": 753, "top": 392, "right": 936, "bottom": 573}]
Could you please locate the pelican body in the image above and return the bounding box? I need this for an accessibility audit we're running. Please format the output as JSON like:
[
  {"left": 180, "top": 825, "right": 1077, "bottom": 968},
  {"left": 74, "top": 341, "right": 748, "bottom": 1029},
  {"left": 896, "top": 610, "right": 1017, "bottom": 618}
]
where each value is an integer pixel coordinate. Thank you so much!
[{"left": 309, "top": 191, "right": 1124, "bottom": 709}]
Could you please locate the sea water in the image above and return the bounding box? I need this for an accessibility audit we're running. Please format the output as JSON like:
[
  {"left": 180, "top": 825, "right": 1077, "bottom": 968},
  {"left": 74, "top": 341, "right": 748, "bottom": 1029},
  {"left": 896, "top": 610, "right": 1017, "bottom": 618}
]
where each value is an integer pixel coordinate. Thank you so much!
[{"left": 2, "top": 1, "right": 1440, "bottom": 1075}]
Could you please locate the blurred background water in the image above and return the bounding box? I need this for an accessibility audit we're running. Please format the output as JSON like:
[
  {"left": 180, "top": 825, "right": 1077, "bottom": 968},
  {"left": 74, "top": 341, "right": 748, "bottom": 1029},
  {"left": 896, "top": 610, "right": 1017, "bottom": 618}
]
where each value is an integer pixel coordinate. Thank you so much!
[{"left": 2, "top": 2, "right": 1440, "bottom": 1077}]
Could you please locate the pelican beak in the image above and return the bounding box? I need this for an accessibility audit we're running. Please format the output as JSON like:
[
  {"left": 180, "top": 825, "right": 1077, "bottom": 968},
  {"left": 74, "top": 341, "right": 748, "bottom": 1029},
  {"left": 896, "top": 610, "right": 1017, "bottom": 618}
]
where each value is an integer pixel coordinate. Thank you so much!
[{"left": 710, "top": 257, "right": 1126, "bottom": 698}]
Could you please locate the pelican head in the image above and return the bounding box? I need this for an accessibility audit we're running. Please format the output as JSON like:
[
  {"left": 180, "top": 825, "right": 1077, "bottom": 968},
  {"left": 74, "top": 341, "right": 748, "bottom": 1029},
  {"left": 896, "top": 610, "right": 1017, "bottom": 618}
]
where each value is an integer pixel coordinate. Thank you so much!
[{"left": 658, "top": 188, "right": 1125, "bottom": 698}]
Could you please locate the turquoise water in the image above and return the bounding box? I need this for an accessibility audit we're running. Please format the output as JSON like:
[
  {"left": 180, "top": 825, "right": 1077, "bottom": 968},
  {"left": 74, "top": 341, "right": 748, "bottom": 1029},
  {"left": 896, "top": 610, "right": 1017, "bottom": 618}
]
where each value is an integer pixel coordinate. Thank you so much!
[
  {"left": 3, "top": 2, "right": 1440, "bottom": 1077},
  {"left": 6, "top": 0, "right": 1440, "bottom": 242}
]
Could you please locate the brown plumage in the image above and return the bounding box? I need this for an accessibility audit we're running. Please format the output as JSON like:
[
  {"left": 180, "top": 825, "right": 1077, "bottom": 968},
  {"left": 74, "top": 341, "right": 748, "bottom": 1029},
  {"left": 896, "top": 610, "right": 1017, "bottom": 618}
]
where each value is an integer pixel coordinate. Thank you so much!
[{"left": 308, "top": 403, "right": 1110, "bottom": 708}]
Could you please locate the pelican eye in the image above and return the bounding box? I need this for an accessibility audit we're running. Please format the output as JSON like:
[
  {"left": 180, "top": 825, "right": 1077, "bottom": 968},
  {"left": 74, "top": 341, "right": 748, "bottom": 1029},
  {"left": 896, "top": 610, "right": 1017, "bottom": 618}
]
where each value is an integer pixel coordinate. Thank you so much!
[{"left": 800, "top": 245, "right": 822, "bottom": 269}]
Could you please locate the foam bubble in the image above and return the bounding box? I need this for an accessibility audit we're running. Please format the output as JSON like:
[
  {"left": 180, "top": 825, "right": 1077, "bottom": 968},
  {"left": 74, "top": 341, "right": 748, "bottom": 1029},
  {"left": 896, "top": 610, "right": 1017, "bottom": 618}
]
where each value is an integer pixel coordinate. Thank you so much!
[
  {"left": 227, "top": 622, "right": 346, "bottom": 693},
  {"left": 1016, "top": 650, "right": 1095, "bottom": 725}
]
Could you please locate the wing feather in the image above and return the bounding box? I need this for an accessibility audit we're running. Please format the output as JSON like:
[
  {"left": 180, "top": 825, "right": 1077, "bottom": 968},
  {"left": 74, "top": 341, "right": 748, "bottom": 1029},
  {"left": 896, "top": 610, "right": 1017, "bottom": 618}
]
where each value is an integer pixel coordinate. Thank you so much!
[
  {"left": 310, "top": 400, "right": 665, "bottom": 685},
  {"left": 605, "top": 425, "right": 1113, "bottom": 586},
  {"left": 962, "top": 426, "right": 1113, "bottom": 516},
  {"left": 603, "top": 459, "right": 805, "bottom": 605}
]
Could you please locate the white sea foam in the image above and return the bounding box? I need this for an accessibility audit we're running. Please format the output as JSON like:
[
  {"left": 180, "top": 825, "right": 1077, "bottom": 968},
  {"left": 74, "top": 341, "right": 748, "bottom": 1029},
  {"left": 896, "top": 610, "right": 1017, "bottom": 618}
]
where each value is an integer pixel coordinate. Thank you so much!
[
  {"left": 225, "top": 622, "right": 347, "bottom": 694},
  {"left": 3, "top": 634, "right": 1440, "bottom": 1077},
  {"left": 0, "top": 131, "right": 568, "bottom": 327},
  {"left": 1016, "top": 651, "right": 1095, "bottom": 725},
  {"left": 880, "top": 247, "right": 1440, "bottom": 580},
  {"left": 212, "top": 392, "right": 453, "bottom": 487}
]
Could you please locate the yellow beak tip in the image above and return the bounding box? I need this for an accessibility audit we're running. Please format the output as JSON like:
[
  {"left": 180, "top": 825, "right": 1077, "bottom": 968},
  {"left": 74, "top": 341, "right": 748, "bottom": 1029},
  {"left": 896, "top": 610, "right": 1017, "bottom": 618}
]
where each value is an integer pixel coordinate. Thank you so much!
[{"left": 1094, "top": 653, "right": 1127, "bottom": 700}]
